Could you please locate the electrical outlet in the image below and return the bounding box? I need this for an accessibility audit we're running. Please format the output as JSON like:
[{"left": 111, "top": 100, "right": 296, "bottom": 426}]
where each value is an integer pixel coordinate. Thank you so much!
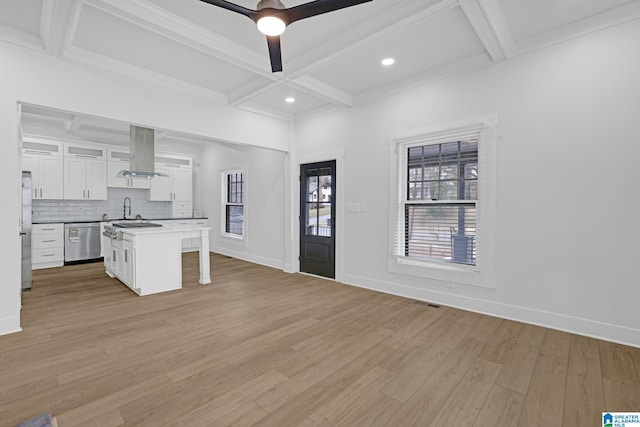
[{"left": 444, "top": 281, "right": 456, "bottom": 289}]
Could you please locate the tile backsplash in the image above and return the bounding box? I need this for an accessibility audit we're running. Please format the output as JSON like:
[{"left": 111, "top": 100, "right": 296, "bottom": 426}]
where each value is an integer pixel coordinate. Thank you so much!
[{"left": 32, "top": 188, "right": 171, "bottom": 222}]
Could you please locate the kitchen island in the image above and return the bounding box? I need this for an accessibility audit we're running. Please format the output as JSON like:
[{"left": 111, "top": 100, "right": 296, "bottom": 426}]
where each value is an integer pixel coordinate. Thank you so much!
[{"left": 103, "top": 223, "right": 211, "bottom": 296}]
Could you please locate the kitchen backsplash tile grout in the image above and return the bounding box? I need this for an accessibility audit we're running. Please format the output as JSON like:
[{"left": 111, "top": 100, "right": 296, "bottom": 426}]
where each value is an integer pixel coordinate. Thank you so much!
[{"left": 32, "top": 188, "right": 172, "bottom": 222}]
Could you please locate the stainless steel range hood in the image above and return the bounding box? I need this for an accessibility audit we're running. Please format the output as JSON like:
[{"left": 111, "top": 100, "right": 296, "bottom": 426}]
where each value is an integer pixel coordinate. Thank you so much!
[{"left": 118, "top": 125, "right": 167, "bottom": 178}]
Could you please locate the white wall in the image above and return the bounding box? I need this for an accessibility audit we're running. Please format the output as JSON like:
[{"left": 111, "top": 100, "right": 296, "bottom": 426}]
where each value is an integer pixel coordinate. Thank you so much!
[
  {"left": 198, "top": 143, "right": 287, "bottom": 269},
  {"left": 0, "top": 41, "right": 289, "bottom": 335},
  {"left": 295, "top": 20, "right": 640, "bottom": 346}
]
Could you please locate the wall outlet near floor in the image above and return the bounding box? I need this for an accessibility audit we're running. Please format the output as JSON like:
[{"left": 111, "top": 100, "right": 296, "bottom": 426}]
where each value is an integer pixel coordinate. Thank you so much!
[{"left": 444, "top": 281, "right": 456, "bottom": 289}]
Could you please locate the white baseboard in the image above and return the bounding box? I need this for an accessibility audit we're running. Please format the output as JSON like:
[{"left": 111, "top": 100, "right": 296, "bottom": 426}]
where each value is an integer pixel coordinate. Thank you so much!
[
  {"left": 342, "top": 273, "right": 640, "bottom": 348},
  {"left": 211, "top": 246, "right": 284, "bottom": 271},
  {"left": 0, "top": 315, "right": 22, "bottom": 336}
]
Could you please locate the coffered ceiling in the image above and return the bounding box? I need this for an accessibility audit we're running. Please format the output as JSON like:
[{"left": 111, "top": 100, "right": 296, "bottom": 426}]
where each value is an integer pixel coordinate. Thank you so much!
[{"left": 3, "top": 0, "right": 640, "bottom": 122}]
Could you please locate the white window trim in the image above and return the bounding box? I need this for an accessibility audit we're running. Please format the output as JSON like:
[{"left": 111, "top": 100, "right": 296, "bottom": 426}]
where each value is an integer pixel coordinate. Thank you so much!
[
  {"left": 221, "top": 168, "right": 248, "bottom": 246},
  {"left": 387, "top": 116, "right": 498, "bottom": 289}
]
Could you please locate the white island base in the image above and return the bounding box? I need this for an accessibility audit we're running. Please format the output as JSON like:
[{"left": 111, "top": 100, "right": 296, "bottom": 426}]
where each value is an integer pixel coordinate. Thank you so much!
[{"left": 104, "top": 225, "right": 211, "bottom": 296}]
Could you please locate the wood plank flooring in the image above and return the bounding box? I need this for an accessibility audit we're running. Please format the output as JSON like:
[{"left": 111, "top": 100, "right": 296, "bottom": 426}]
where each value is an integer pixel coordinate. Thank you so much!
[{"left": 1, "top": 253, "right": 638, "bottom": 426}]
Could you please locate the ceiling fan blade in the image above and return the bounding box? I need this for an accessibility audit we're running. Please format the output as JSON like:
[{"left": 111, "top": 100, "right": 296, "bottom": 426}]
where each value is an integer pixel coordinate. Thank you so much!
[
  {"left": 266, "top": 36, "right": 283, "bottom": 72},
  {"left": 198, "top": 0, "right": 258, "bottom": 20},
  {"left": 284, "top": 0, "right": 372, "bottom": 24}
]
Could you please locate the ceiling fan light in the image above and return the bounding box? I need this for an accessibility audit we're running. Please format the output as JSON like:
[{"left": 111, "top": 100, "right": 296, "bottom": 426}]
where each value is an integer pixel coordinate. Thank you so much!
[{"left": 257, "top": 16, "right": 286, "bottom": 36}]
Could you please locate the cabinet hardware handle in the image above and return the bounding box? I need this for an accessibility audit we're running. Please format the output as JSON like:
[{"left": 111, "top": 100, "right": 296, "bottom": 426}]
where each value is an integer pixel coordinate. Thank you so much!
[
  {"left": 83, "top": 190, "right": 85, "bottom": 198},
  {"left": 125, "top": 250, "right": 128, "bottom": 262},
  {"left": 88, "top": 189, "right": 90, "bottom": 198},
  {"left": 40, "top": 188, "right": 42, "bottom": 198},
  {"left": 42, "top": 240, "right": 55, "bottom": 243},
  {"left": 34, "top": 189, "right": 37, "bottom": 198},
  {"left": 75, "top": 154, "right": 98, "bottom": 159},
  {"left": 42, "top": 254, "right": 55, "bottom": 257},
  {"left": 24, "top": 150, "right": 52, "bottom": 155}
]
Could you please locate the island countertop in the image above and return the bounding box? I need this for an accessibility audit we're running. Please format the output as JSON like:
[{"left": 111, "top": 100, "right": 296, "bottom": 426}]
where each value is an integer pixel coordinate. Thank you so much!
[{"left": 119, "top": 223, "right": 211, "bottom": 236}]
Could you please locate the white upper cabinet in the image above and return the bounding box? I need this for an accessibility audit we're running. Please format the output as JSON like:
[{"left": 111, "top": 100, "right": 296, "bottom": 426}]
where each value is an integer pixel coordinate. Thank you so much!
[
  {"left": 106, "top": 146, "right": 150, "bottom": 189},
  {"left": 63, "top": 142, "right": 107, "bottom": 200},
  {"left": 149, "top": 154, "right": 193, "bottom": 203},
  {"left": 172, "top": 168, "right": 193, "bottom": 202},
  {"left": 22, "top": 140, "right": 64, "bottom": 200},
  {"left": 149, "top": 166, "right": 173, "bottom": 201}
]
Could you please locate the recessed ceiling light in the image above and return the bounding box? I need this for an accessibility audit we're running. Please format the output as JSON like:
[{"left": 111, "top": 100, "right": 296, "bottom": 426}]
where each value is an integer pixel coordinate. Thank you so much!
[
  {"left": 381, "top": 58, "right": 395, "bottom": 66},
  {"left": 285, "top": 97, "right": 295, "bottom": 103}
]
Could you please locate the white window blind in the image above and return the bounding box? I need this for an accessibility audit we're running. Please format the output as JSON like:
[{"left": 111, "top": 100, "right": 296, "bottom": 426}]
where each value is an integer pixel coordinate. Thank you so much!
[{"left": 393, "top": 125, "right": 482, "bottom": 267}]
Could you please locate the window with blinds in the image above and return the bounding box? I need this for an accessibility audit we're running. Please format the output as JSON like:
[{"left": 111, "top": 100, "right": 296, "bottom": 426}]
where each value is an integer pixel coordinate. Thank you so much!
[
  {"left": 224, "top": 171, "right": 244, "bottom": 237},
  {"left": 396, "top": 127, "right": 481, "bottom": 266}
]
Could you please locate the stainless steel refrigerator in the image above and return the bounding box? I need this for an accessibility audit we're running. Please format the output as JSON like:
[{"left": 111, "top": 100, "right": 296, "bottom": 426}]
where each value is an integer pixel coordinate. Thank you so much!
[{"left": 21, "top": 171, "right": 32, "bottom": 290}]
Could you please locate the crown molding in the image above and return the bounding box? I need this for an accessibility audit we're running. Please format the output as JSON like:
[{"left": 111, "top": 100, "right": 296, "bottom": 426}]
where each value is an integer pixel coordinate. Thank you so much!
[
  {"left": 354, "top": 52, "right": 492, "bottom": 105},
  {"left": 510, "top": 1, "right": 640, "bottom": 57},
  {"left": 63, "top": 45, "right": 229, "bottom": 104},
  {"left": 0, "top": 24, "right": 44, "bottom": 52},
  {"left": 237, "top": 101, "right": 295, "bottom": 123}
]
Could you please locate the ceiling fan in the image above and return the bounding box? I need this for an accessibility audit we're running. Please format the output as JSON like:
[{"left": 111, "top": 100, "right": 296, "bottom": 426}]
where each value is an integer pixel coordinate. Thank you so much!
[{"left": 199, "top": 0, "right": 373, "bottom": 72}]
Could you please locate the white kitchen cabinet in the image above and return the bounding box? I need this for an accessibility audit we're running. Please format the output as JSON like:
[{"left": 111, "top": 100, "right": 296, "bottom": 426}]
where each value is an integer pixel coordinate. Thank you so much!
[
  {"left": 172, "top": 201, "right": 193, "bottom": 218},
  {"left": 63, "top": 143, "right": 107, "bottom": 200},
  {"left": 64, "top": 157, "right": 107, "bottom": 200},
  {"left": 149, "top": 154, "right": 193, "bottom": 206},
  {"left": 149, "top": 166, "right": 172, "bottom": 201},
  {"left": 122, "top": 238, "right": 135, "bottom": 287},
  {"left": 31, "top": 223, "right": 64, "bottom": 269},
  {"left": 106, "top": 147, "right": 150, "bottom": 189},
  {"left": 22, "top": 141, "right": 64, "bottom": 200},
  {"left": 172, "top": 168, "right": 192, "bottom": 202}
]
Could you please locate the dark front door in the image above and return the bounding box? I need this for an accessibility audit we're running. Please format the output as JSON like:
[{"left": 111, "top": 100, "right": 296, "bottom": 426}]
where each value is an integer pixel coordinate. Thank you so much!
[{"left": 300, "top": 160, "right": 336, "bottom": 279}]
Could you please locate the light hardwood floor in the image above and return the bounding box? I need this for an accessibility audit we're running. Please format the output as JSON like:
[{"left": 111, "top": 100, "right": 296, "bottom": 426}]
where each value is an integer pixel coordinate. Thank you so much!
[{"left": 1, "top": 253, "right": 638, "bottom": 426}]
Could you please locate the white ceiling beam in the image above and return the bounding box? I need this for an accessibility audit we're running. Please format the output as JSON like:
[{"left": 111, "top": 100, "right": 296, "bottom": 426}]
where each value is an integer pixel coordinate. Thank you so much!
[
  {"left": 237, "top": 102, "right": 295, "bottom": 123},
  {"left": 41, "top": 0, "right": 80, "bottom": 55},
  {"left": 289, "top": 76, "right": 352, "bottom": 107},
  {"left": 458, "top": 0, "right": 508, "bottom": 62},
  {"left": 228, "top": 78, "right": 281, "bottom": 106},
  {"left": 475, "top": 0, "right": 513, "bottom": 57}
]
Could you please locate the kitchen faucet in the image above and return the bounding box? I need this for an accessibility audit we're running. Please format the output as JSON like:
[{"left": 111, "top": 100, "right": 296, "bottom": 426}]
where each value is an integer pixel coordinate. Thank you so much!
[{"left": 123, "top": 197, "right": 132, "bottom": 219}]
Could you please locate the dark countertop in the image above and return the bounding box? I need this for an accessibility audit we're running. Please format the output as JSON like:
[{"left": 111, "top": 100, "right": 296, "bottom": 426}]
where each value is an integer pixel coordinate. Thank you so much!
[{"left": 33, "top": 217, "right": 208, "bottom": 224}]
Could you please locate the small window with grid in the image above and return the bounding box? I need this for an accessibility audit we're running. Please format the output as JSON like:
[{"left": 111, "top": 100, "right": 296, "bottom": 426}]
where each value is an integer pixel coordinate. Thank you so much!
[{"left": 224, "top": 171, "right": 244, "bottom": 237}]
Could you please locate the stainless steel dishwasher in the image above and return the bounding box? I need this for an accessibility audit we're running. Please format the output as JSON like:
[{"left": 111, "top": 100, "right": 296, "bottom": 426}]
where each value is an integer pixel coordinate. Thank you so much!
[{"left": 64, "top": 222, "right": 102, "bottom": 263}]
